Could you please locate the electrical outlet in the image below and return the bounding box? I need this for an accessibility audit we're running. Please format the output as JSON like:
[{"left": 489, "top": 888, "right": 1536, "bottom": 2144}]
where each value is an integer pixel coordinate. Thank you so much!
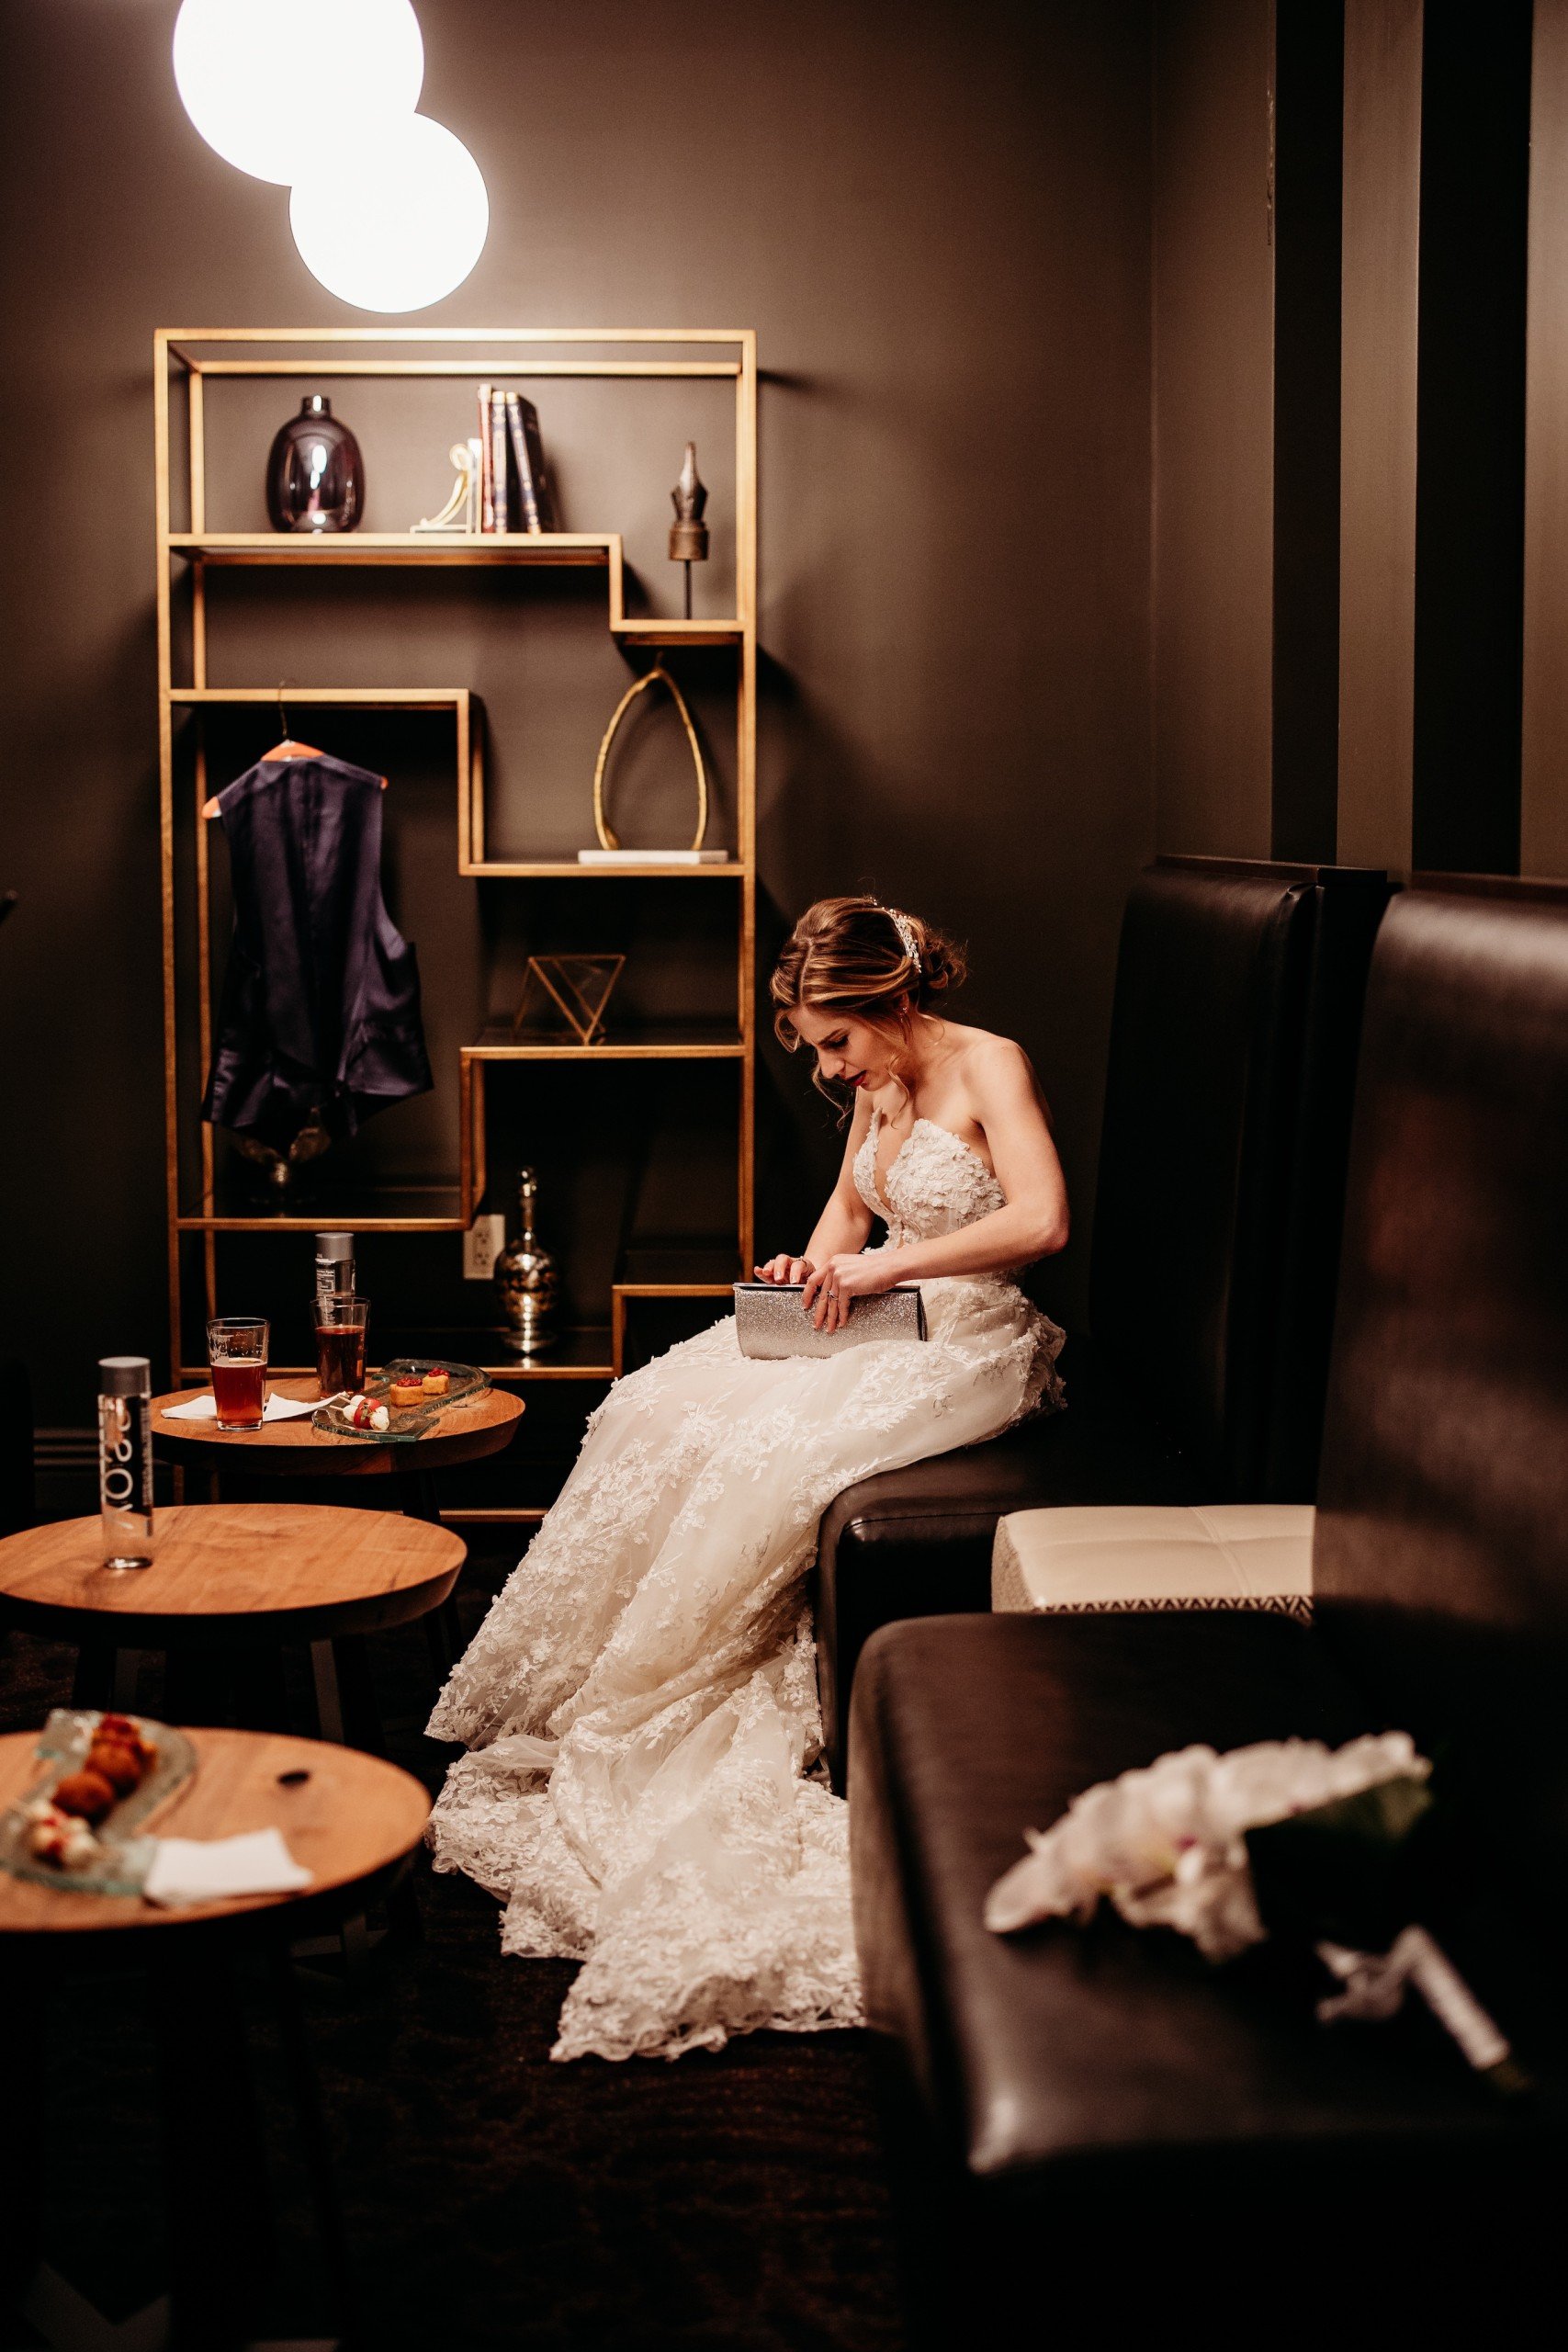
[{"left": 463, "top": 1214, "right": 506, "bottom": 1280}]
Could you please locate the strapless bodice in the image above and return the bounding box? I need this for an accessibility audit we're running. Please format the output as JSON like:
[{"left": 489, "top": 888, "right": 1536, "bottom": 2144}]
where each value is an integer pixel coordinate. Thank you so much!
[{"left": 852, "top": 1110, "right": 1007, "bottom": 1247}]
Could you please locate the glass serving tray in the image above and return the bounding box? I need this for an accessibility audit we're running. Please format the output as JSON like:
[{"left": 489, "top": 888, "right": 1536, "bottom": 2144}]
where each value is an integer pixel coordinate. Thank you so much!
[
  {"left": 311, "top": 1358, "right": 489, "bottom": 1442},
  {"left": 0, "top": 1709, "right": 197, "bottom": 1896}
]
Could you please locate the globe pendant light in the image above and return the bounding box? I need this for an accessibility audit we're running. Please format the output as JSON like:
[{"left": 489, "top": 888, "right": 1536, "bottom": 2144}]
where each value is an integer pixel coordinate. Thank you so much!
[
  {"left": 289, "top": 114, "right": 490, "bottom": 312},
  {"left": 173, "top": 0, "right": 424, "bottom": 187}
]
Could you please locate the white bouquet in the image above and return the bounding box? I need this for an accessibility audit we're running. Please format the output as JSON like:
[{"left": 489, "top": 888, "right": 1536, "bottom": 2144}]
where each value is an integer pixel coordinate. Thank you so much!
[
  {"left": 985, "top": 1733, "right": 1517, "bottom": 2079},
  {"left": 985, "top": 1732, "right": 1427, "bottom": 1958}
]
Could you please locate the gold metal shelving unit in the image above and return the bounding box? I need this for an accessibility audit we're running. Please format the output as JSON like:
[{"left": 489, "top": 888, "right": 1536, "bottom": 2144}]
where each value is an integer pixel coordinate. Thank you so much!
[{"left": 155, "top": 326, "right": 757, "bottom": 1423}]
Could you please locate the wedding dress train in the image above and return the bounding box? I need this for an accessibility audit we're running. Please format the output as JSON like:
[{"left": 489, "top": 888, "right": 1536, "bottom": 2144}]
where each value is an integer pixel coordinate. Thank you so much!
[{"left": 426, "top": 1113, "right": 1065, "bottom": 2061}]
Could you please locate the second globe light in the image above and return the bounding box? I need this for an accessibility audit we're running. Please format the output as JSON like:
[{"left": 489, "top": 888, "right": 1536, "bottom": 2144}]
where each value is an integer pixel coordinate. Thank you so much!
[{"left": 289, "top": 114, "right": 491, "bottom": 313}]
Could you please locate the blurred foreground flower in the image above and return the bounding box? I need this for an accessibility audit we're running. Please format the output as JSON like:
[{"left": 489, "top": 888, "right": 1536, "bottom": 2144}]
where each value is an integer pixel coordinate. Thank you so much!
[
  {"left": 984, "top": 1732, "right": 1428, "bottom": 1959},
  {"left": 985, "top": 1733, "right": 1520, "bottom": 2084}
]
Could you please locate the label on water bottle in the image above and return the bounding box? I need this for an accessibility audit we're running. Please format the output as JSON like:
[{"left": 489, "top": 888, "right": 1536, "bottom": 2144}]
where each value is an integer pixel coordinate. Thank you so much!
[
  {"left": 99, "top": 1392, "right": 153, "bottom": 1565},
  {"left": 316, "top": 1239, "right": 355, "bottom": 1316}
]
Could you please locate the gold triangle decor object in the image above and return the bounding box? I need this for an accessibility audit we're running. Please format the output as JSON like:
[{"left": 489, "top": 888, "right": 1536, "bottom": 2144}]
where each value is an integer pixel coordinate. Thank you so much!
[
  {"left": 592, "top": 662, "right": 708, "bottom": 853},
  {"left": 511, "top": 954, "right": 626, "bottom": 1046}
]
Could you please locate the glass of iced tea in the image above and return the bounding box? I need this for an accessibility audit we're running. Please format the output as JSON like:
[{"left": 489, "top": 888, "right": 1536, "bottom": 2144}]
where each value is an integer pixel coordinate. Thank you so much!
[
  {"left": 314, "top": 1291, "right": 370, "bottom": 1397},
  {"left": 207, "top": 1316, "right": 269, "bottom": 1431}
]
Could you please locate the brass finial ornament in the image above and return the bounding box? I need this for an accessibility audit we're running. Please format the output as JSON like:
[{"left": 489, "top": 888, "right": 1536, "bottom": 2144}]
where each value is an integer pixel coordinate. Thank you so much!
[
  {"left": 495, "top": 1167, "right": 560, "bottom": 1354},
  {"left": 669, "top": 441, "right": 709, "bottom": 616}
]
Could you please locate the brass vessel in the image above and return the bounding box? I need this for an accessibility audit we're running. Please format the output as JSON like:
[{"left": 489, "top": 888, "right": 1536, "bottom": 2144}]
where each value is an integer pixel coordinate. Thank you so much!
[{"left": 495, "top": 1167, "right": 559, "bottom": 1352}]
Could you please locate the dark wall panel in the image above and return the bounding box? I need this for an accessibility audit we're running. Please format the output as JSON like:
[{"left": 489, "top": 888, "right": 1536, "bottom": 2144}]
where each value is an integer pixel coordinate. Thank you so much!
[
  {"left": 1270, "top": 0, "right": 1345, "bottom": 863},
  {"left": 1338, "top": 0, "right": 1423, "bottom": 871},
  {"left": 0, "top": 0, "right": 1154, "bottom": 1419},
  {"left": 1522, "top": 0, "right": 1568, "bottom": 879},
  {"left": 1410, "top": 0, "right": 1531, "bottom": 875},
  {"left": 1152, "top": 0, "right": 1276, "bottom": 860}
]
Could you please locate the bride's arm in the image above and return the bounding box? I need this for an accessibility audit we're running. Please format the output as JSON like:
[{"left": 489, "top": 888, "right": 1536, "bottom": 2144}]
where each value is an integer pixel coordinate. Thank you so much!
[
  {"left": 802, "top": 1043, "right": 1066, "bottom": 1318},
  {"left": 754, "top": 1093, "right": 875, "bottom": 1283}
]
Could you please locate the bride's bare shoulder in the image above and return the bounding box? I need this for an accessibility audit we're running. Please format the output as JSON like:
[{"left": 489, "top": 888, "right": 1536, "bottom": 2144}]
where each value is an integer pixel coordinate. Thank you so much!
[
  {"left": 946, "top": 1025, "right": 1051, "bottom": 1113},
  {"left": 946, "top": 1023, "right": 1039, "bottom": 1077}
]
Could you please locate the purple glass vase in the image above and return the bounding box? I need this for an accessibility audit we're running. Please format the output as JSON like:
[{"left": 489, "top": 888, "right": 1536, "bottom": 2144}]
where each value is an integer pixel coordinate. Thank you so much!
[{"left": 265, "top": 394, "right": 364, "bottom": 534}]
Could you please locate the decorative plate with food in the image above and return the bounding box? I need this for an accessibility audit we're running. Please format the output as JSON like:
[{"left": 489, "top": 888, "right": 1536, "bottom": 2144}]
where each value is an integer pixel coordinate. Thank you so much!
[
  {"left": 0, "top": 1710, "right": 197, "bottom": 1894},
  {"left": 312, "top": 1359, "right": 488, "bottom": 1442}
]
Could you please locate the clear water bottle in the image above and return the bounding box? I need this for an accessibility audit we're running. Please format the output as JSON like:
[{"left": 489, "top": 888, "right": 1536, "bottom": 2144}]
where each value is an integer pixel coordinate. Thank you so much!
[
  {"left": 314, "top": 1231, "right": 355, "bottom": 1317},
  {"left": 98, "top": 1356, "right": 153, "bottom": 1568}
]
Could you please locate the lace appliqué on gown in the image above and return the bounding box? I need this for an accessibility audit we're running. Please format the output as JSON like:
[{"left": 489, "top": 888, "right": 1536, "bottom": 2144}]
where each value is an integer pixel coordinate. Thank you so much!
[{"left": 427, "top": 1113, "right": 1065, "bottom": 2062}]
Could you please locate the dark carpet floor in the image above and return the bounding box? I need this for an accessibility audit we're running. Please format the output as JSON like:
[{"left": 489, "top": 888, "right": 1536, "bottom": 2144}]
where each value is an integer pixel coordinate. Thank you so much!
[{"left": 0, "top": 1547, "right": 909, "bottom": 2351}]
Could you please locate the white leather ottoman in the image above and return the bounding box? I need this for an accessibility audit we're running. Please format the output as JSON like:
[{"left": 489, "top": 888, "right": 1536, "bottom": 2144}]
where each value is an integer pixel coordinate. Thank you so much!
[{"left": 991, "top": 1503, "right": 1314, "bottom": 1621}]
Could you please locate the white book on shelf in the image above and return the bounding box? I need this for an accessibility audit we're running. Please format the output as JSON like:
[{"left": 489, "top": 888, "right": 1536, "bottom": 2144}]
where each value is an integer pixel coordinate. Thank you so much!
[{"left": 576, "top": 848, "right": 731, "bottom": 865}]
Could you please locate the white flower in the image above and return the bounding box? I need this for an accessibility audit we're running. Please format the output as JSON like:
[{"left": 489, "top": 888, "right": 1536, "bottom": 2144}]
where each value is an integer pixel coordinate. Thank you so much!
[{"left": 984, "top": 1733, "right": 1428, "bottom": 1963}]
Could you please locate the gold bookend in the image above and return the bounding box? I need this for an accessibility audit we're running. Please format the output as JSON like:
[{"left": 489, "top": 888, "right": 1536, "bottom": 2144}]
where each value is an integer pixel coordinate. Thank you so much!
[{"left": 511, "top": 954, "right": 626, "bottom": 1046}]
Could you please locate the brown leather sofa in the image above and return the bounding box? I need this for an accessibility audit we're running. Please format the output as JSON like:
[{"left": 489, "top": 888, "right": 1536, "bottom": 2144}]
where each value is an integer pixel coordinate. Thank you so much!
[
  {"left": 817, "top": 856, "right": 1392, "bottom": 1786},
  {"left": 848, "top": 879, "right": 1568, "bottom": 2329}
]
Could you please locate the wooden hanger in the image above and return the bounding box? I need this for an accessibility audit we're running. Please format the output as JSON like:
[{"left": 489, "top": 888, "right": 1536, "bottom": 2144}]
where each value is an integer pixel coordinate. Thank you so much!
[{"left": 202, "top": 686, "right": 384, "bottom": 818}]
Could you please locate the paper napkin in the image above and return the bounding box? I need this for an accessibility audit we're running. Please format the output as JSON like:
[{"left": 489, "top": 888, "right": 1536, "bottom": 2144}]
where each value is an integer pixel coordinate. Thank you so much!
[{"left": 142, "top": 1827, "right": 312, "bottom": 1906}]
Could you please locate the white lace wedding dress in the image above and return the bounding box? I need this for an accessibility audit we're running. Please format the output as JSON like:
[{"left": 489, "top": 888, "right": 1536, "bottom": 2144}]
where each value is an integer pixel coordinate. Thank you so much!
[{"left": 426, "top": 1112, "right": 1065, "bottom": 2061}]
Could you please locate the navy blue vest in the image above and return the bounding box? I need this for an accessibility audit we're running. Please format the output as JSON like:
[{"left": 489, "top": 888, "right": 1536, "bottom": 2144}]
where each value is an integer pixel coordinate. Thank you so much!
[{"left": 201, "top": 752, "right": 433, "bottom": 1150}]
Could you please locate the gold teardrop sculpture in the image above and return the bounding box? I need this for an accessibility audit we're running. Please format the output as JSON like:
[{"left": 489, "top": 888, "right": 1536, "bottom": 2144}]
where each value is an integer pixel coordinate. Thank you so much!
[{"left": 592, "top": 662, "right": 708, "bottom": 853}]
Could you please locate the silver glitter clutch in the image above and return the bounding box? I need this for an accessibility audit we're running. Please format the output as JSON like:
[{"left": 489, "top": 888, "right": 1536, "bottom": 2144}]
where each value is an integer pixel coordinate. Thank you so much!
[{"left": 732, "top": 1281, "right": 928, "bottom": 1359}]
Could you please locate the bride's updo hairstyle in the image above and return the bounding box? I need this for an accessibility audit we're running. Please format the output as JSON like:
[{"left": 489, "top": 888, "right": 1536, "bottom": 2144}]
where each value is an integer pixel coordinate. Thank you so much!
[{"left": 771, "top": 896, "right": 965, "bottom": 1102}]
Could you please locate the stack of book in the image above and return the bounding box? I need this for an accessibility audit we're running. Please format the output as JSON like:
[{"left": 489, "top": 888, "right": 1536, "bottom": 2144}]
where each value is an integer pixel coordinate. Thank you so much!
[{"left": 476, "top": 385, "right": 554, "bottom": 534}]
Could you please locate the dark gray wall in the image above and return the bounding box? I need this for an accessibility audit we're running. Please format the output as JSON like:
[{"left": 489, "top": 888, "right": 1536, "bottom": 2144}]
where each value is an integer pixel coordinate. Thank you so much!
[
  {"left": 1152, "top": 0, "right": 1276, "bottom": 861},
  {"left": 1523, "top": 0, "right": 1568, "bottom": 877},
  {"left": 0, "top": 0, "right": 1155, "bottom": 1423}
]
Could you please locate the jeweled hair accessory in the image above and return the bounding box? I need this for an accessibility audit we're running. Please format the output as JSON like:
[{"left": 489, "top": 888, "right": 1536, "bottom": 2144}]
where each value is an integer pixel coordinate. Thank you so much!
[{"left": 882, "top": 905, "right": 921, "bottom": 972}]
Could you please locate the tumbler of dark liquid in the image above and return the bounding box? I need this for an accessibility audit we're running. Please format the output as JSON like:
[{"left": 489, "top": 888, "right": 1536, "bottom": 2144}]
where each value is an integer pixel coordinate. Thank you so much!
[
  {"left": 207, "top": 1316, "right": 268, "bottom": 1430},
  {"left": 314, "top": 1291, "right": 369, "bottom": 1397}
]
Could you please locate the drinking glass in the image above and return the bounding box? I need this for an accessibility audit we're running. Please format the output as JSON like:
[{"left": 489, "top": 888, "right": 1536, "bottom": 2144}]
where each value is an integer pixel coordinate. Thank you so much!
[
  {"left": 314, "top": 1291, "right": 370, "bottom": 1397},
  {"left": 207, "top": 1316, "right": 269, "bottom": 1431}
]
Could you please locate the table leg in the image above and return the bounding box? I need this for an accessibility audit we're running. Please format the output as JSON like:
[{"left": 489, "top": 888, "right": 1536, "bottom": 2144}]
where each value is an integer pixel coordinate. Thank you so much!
[
  {"left": 267, "top": 1951, "right": 358, "bottom": 2344},
  {"left": 230, "top": 1641, "right": 289, "bottom": 1734},
  {"left": 394, "top": 1462, "right": 442, "bottom": 1523},
  {"left": 333, "top": 1636, "right": 384, "bottom": 1755},
  {"left": 150, "top": 1945, "right": 273, "bottom": 2352},
  {"left": 164, "top": 1641, "right": 222, "bottom": 1729},
  {"left": 423, "top": 1602, "right": 459, "bottom": 1682},
  {"left": 0, "top": 1950, "right": 44, "bottom": 2324},
  {"left": 310, "top": 1642, "right": 345, "bottom": 1745},
  {"left": 395, "top": 1464, "right": 466, "bottom": 1682},
  {"left": 70, "top": 1640, "right": 114, "bottom": 1711},
  {"left": 310, "top": 1637, "right": 383, "bottom": 1755}
]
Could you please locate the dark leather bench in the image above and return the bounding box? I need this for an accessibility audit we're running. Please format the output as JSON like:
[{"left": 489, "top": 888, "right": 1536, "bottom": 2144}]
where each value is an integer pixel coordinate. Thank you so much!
[
  {"left": 818, "top": 856, "right": 1392, "bottom": 1784},
  {"left": 849, "top": 879, "right": 1568, "bottom": 2328}
]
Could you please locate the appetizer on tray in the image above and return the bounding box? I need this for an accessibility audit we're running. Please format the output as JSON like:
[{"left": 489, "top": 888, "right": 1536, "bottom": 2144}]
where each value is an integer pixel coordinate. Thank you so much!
[{"left": 3, "top": 1710, "right": 197, "bottom": 1891}]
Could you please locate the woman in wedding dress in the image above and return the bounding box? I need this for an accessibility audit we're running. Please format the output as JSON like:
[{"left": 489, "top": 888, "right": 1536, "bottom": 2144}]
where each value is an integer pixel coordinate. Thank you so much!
[{"left": 427, "top": 896, "right": 1069, "bottom": 2061}]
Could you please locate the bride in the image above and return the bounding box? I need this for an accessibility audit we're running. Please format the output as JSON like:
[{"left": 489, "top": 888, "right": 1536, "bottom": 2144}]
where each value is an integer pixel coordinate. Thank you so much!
[{"left": 427, "top": 895, "right": 1069, "bottom": 2061}]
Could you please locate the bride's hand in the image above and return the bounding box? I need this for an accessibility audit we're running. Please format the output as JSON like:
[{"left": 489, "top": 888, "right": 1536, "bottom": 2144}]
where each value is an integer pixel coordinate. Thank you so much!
[
  {"left": 753, "top": 1253, "right": 812, "bottom": 1285},
  {"left": 801, "top": 1250, "right": 899, "bottom": 1333}
]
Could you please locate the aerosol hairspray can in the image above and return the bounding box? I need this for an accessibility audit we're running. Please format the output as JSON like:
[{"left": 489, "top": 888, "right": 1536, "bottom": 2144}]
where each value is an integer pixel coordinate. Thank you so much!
[
  {"left": 314, "top": 1231, "right": 355, "bottom": 1316},
  {"left": 98, "top": 1356, "right": 153, "bottom": 1568}
]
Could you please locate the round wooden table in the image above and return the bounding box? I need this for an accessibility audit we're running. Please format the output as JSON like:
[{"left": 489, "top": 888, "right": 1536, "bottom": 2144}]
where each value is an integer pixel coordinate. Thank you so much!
[
  {"left": 0, "top": 1724, "right": 429, "bottom": 1942},
  {"left": 0, "top": 1503, "right": 467, "bottom": 1745},
  {"left": 0, "top": 1727, "right": 429, "bottom": 2346},
  {"left": 152, "top": 1375, "right": 525, "bottom": 1490},
  {"left": 151, "top": 1381, "right": 523, "bottom": 1691}
]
